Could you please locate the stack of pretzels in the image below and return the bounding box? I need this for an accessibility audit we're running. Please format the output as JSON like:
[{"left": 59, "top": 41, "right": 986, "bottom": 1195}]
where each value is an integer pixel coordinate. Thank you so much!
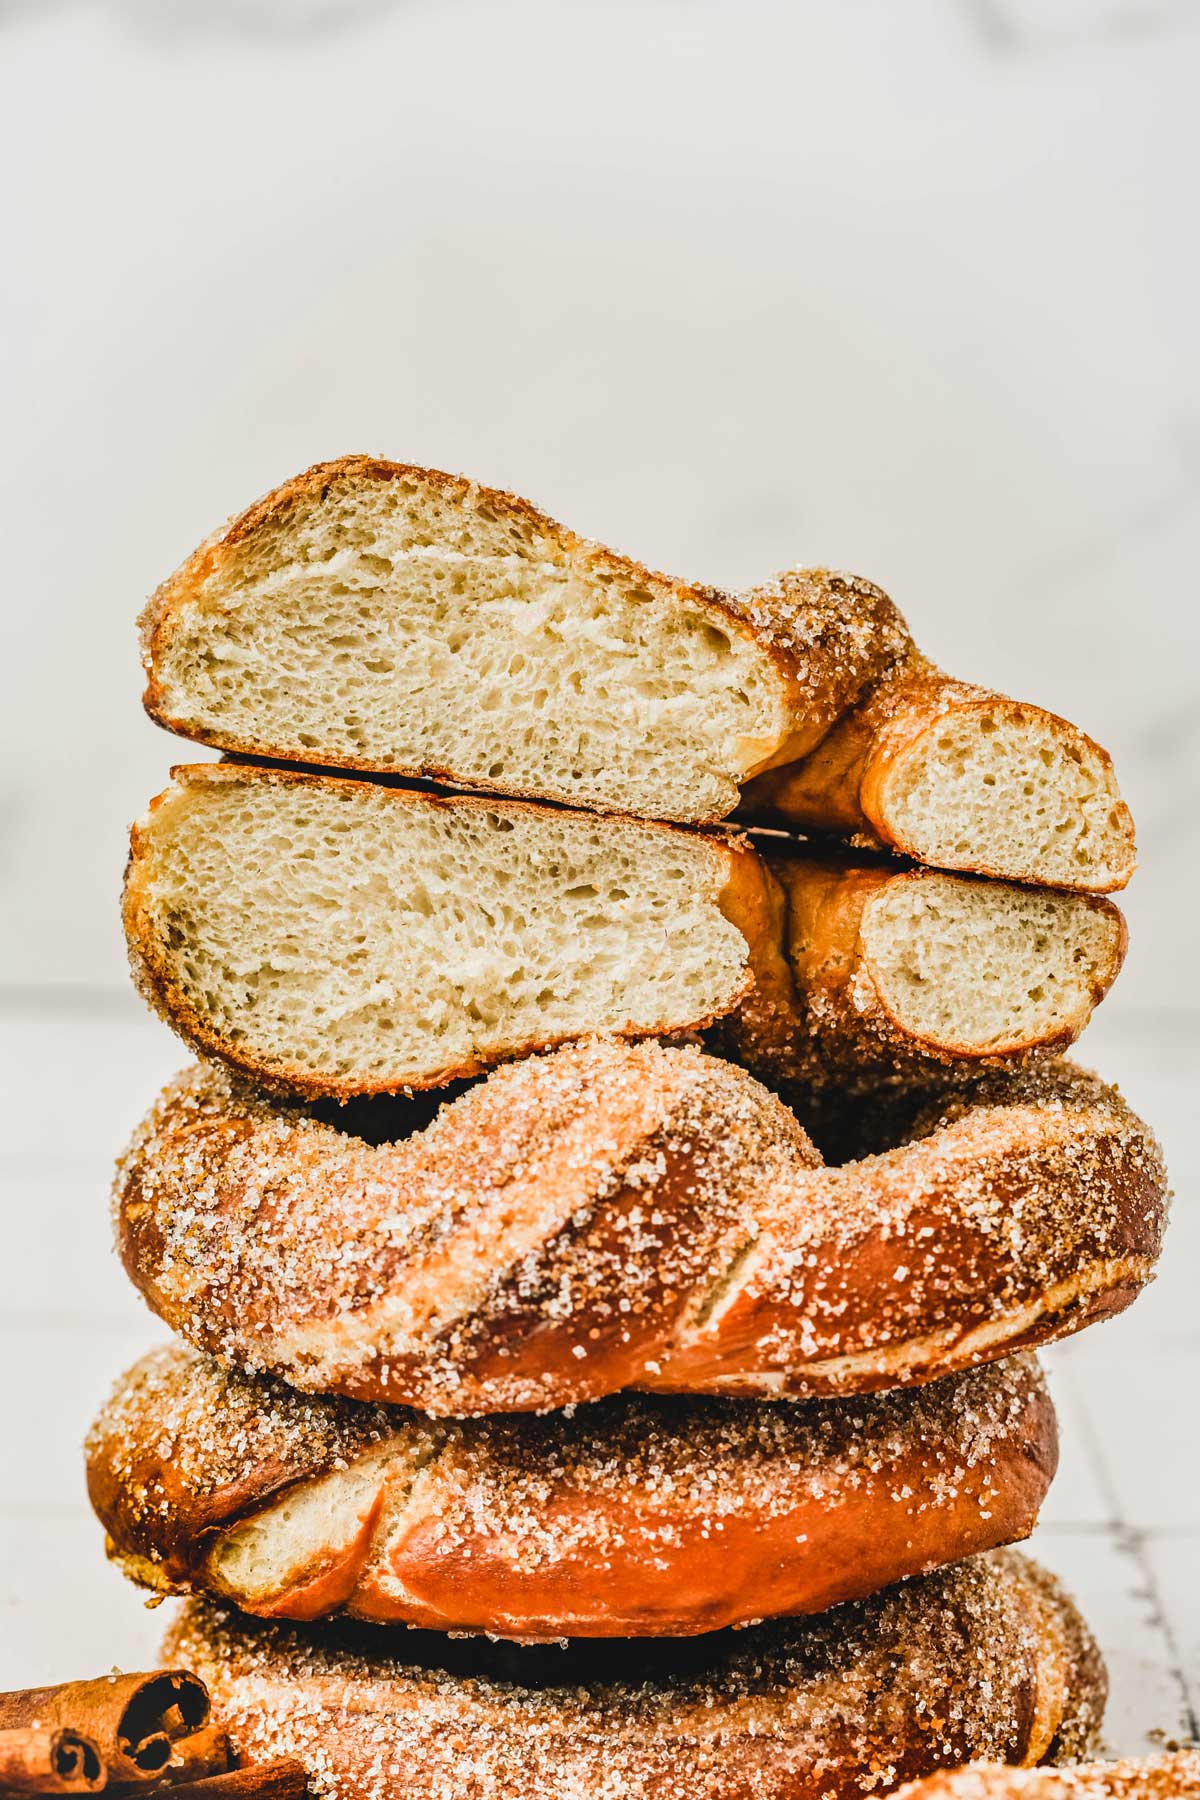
[{"left": 85, "top": 461, "right": 1179, "bottom": 1800}]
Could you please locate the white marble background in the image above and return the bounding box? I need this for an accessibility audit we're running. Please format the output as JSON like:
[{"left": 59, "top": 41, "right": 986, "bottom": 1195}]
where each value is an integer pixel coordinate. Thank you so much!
[{"left": 0, "top": 0, "right": 1197, "bottom": 1756}]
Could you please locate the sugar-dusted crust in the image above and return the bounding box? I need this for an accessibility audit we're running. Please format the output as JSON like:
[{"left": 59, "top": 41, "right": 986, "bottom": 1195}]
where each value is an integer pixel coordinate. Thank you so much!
[
  {"left": 114, "top": 1040, "right": 1168, "bottom": 1415},
  {"left": 890, "top": 1752, "right": 1200, "bottom": 1798},
  {"left": 87, "top": 1345, "right": 1056, "bottom": 1640},
  {"left": 139, "top": 457, "right": 908, "bottom": 808},
  {"left": 161, "top": 1551, "right": 1104, "bottom": 1800}
]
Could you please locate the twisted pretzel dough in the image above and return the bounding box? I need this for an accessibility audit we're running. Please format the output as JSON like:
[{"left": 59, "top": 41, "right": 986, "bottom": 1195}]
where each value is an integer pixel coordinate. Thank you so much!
[
  {"left": 115, "top": 1040, "right": 1167, "bottom": 1416},
  {"left": 87, "top": 1344, "right": 1055, "bottom": 1640},
  {"left": 161, "top": 1551, "right": 1105, "bottom": 1800}
]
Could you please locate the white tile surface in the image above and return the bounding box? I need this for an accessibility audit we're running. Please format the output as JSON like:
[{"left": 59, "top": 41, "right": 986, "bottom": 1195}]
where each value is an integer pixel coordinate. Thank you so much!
[
  {"left": 1025, "top": 1526, "right": 1196, "bottom": 1756},
  {"left": 0, "top": 1508, "right": 181, "bottom": 1684},
  {"left": 1142, "top": 1536, "right": 1200, "bottom": 1742}
]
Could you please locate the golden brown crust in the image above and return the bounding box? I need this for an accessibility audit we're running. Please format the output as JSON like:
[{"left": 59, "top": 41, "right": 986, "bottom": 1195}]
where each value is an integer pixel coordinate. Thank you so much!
[
  {"left": 113, "top": 1041, "right": 1168, "bottom": 1414},
  {"left": 890, "top": 1754, "right": 1200, "bottom": 1798},
  {"left": 161, "top": 1552, "right": 1104, "bottom": 1800},
  {"left": 86, "top": 1344, "right": 1056, "bottom": 1640},
  {"left": 662, "top": 1055, "right": 1166, "bottom": 1399},
  {"left": 121, "top": 762, "right": 758, "bottom": 1100},
  {"left": 721, "top": 848, "right": 1128, "bottom": 1090}
]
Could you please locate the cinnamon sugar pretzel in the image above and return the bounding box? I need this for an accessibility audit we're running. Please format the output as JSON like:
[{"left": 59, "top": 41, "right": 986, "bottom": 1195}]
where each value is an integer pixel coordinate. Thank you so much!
[
  {"left": 114, "top": 1040, "right": 1167, "bottom": 1416},
  {"left": 140, "top": 457, "right": 1135, "bottom": 891},
  {"left": 88, "top": 1344, "right": 1055, "bottom": 1640},
  {"left": 160, "top": 1551, "right": 1105, "bottom": 1800}
]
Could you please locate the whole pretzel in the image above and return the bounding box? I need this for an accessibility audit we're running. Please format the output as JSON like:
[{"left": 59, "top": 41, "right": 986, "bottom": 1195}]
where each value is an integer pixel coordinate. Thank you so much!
[
  {"left": 162, "top": 1551, "right": 1105, "bottom": 1800},
  {"left": 114, "top": 1039, "right": 1167, "bottom": 1417},
  {"left": 87, "top": 1344, "right": 1055, "bottom": 1641}
]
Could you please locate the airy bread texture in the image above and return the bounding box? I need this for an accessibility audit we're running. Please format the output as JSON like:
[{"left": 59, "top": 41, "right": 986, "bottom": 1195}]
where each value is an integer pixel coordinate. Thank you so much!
[
  {"left": 730, "top": 852, "right": 1126, "bottom": 1089},
  {"left": 869, "top": 693, "right": 1135, "bottom": 892},
  {"left": 891, "top": 1754, "right": 1200, "bottom": 1799},
  {"left": 140, "top": 458, "right": 905, "bottom": 828},
  {"left": 123, "top": 764, "right": 759, "bottom": 1096},
  {"left": 862, "top": 876, "right": 1118, "bottom": 1050},
  {"left": 140, "top": 457, "right": 1136, "bottom": 891},
  {"left": 123, "top": 766, "right": 1124, "bottom": 1099},
  {"left": 163, "top": 1551, "right": 1105, "bottom": 1800},
  {"left": 114, "top": 1043, "right": 1167, "bottom": 1414},
  {"left": 87, "top": 1345, "right": 1055, "bottom": 1640}
]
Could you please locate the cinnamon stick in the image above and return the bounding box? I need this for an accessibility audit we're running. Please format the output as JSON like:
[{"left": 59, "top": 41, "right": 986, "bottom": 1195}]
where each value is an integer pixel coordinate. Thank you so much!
[
  {"left": 0, "top": 1725, "right": 104, "bottom": 1794},
  {"left": 0, "top": 1673, "right": 210, "bottom": 1787},
  {"left": 126, "top": 1759, "right": 309, "bottom": 1800},
  {"left": 157, "top": 1725, "right": 233, "bottom": 1787}
]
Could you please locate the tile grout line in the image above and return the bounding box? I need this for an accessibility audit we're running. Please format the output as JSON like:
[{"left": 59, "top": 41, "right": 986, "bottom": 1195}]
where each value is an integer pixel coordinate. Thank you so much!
[{"left": 1060, "top": 1354, "right": 1200, "bottom": 1741}]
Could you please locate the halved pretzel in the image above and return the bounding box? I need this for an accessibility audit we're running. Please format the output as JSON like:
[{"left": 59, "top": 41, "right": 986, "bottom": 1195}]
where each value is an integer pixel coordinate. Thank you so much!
[
  {"left": 122, "top": 764, "right": 1125, "bottom": 1100},
  {"left": 115, "top": 1039, "right": 1167, "bottom": 1416},
  {"left": 140, "top": 457, "right": 1136, "bottom": 891}
]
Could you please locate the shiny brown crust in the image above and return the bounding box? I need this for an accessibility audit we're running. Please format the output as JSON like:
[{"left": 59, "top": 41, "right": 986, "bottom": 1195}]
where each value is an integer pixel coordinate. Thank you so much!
[
  {"left": 139, "top": 457, "right": 908, "bottom": 803},
  {"left": 891, "top": 1754, "right": 1200, "bottom": 1798},
  {"left": 86, "top": 1344, "right": 1056, "bottom": 1640},
  {"left": 162, "top": 1551, "right": 1105, "bottom": 1800},
  {"left": 724, "top": 848, "right": 1127, "bottom": 1090},
  {"left": 113, "top": 1040, "right": 1168, "bottom": 1415},
  {"left": 121, "top": 761, "right": 763, "bottom": 1100}
]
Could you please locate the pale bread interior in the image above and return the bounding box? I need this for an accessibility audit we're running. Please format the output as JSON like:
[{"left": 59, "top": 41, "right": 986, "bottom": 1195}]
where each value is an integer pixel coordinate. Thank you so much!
[
  {"left": 208, "top": 1444, "right": 409, "bottom": 1606},
  {"left": 133, "top": 774, "right": 751, "bottom": 1088},
  {"left": 863, "top": 875, "right": 1120, "bottom": 1053},
  {"left": 884, "top": 705, "right": 1134, "bottom": 891},
  {"left": 151, "top": 469, "right": 787, "bottom": 822}
]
